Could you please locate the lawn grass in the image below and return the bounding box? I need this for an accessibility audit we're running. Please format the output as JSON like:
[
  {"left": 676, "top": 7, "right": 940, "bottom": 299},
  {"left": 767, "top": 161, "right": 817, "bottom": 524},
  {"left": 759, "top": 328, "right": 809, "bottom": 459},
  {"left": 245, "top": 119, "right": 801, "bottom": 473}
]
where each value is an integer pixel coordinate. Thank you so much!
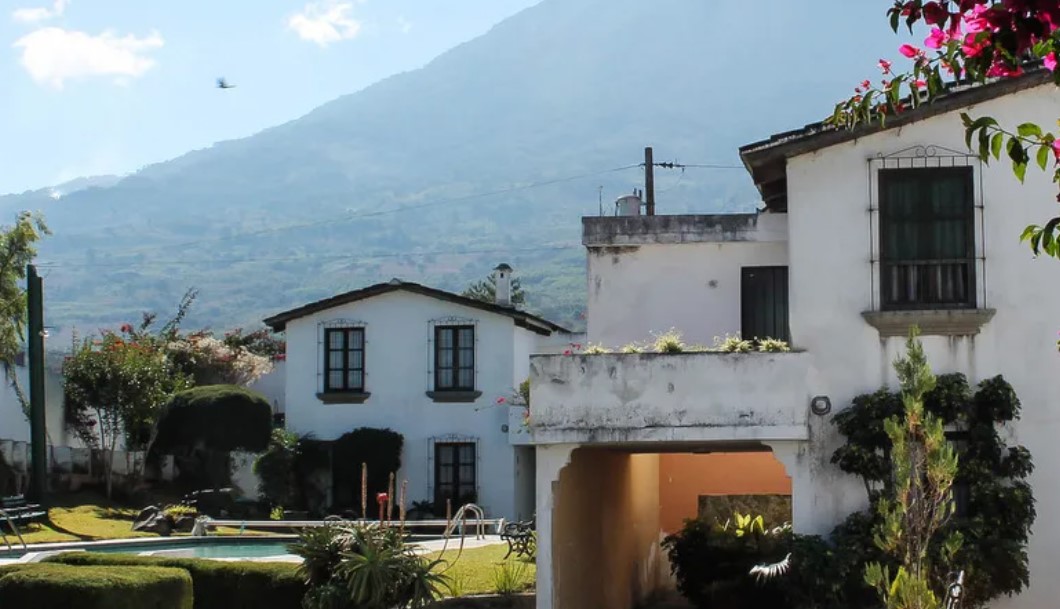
[
  {"left": 7, "top": 493, "right": 267, "bottom": 545},
  {"left": 428, "top": 543, "right": 535, "bottom": 597}
]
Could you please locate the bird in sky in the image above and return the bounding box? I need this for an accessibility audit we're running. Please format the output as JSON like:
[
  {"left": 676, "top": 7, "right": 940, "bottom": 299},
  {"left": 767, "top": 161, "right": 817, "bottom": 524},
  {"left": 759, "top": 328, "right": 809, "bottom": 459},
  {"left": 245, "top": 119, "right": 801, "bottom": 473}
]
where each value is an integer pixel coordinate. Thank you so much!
[{"left": 216, "top": 77, "right": 236, "bottom": 90}]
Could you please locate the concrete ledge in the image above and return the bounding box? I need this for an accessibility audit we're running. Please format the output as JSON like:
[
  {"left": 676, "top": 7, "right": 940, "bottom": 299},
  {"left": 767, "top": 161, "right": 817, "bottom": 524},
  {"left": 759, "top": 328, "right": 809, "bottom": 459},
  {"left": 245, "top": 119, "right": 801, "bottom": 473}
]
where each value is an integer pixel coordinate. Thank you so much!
[
  {"left": 426, "top": 391, "right": 483, "bottom": 403},
  {"left": 582, "top": 213, "right": 786, "bottom": 246},
  {"left": 316, "top": 391, "right": 371, "bottom": 404},
  {"left": 861, "top": 308, "right": 996, "bottom": 337}
]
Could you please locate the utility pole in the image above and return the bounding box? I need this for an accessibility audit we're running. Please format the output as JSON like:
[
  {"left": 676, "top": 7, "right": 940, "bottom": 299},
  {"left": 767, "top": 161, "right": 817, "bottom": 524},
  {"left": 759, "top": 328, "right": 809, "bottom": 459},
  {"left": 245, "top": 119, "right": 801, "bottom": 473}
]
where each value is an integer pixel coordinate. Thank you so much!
[
  {"left": 644, "top": 146, "right": 655, "bottom": 216},
  {"left": 27, "top": 264, "right": 47, "bottom": 504}
]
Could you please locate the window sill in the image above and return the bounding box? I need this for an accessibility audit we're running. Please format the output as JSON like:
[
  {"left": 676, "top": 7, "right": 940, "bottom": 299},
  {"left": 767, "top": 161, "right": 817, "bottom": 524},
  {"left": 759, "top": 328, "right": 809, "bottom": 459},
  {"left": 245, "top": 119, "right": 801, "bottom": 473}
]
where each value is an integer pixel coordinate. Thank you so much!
[
  {"left": 861, "top": 308, "right": 996, "bottom": 337},
  {"left": 316, "top": 392, "right": 371, "bottom": 404},
  {"left": 426, "top": 391, "right": 482, "bottom": 404}
]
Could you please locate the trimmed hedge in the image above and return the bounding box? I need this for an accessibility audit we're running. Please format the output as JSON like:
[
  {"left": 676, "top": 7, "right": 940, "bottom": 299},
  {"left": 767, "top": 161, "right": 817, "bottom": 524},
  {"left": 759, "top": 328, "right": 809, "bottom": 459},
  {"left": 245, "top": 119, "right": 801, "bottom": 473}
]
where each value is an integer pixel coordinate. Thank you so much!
[
  {"left": 152, "top": 384, "right": 273, "bottom": 454},
  {"left": 44, "top": 552, "right": 305, "bottom": 609},
  {"left": 0, "top": 563, "right": 192, "bottom": 609}
]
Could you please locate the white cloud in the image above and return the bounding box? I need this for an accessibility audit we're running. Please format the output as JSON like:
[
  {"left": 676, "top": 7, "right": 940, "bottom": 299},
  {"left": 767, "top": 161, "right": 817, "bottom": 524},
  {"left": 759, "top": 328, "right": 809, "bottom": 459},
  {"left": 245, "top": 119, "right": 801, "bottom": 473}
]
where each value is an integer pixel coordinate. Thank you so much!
[
  {"left": 12, "top": 0, "right": 68, "bottom": 24},
  {"left": 13, "top": 27, "right": 164, "bottom": 90},
  {"left": 287, "top": 1, "right": 362, "bottom": 47}
]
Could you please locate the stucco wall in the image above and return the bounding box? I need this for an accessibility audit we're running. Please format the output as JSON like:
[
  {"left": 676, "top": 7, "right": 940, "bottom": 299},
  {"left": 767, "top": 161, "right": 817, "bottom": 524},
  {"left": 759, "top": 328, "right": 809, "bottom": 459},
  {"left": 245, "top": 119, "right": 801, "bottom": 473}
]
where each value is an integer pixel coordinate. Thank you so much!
[
  {"left": 782, "top": 84, "right": 1060, "bottom": 607},
  {"left": 248, "top": 361, "right": 286, "bottom": 415},
  {"left": 658, "top": 452, "right": 791, "bottom": 534},
  {"left": 0, "top": 365, "right": 77, "bottom": 448},
  {"left": 585, "top": 215, "right": 788, "bottom": 347},
  {"left": 282, "top": 289, "right": 557, "bottom": 519},
  {"left": 551, "top": 448, "right": 666, "bottom": 609}
]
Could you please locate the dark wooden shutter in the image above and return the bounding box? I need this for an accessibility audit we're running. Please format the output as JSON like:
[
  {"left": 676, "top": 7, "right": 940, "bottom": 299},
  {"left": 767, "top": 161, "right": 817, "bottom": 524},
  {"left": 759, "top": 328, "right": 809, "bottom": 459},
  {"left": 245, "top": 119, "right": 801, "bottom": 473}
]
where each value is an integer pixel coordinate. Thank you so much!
[{"left": 741, "top": 266, "right": 790, "bottom": 343}]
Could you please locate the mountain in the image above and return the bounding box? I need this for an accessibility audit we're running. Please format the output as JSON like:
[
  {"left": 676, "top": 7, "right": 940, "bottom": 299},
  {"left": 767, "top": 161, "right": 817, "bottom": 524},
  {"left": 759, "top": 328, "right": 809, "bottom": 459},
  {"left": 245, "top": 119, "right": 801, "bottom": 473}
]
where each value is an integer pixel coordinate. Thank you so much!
[{"left": 3, "top": 0, "right": 896, "bottom": 339}]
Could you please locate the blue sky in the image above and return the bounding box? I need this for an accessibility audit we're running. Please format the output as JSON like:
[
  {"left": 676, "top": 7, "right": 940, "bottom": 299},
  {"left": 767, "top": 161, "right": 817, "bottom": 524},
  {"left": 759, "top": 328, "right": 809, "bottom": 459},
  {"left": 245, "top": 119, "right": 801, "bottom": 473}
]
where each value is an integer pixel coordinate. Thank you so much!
[{"left": 0, "top": 0, "right": 539, "bottom": 194}]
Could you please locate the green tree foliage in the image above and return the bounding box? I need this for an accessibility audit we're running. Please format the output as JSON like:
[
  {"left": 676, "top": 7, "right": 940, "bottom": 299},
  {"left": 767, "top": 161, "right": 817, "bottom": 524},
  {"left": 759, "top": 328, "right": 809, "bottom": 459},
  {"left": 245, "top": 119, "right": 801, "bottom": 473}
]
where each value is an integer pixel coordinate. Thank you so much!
[
  {"left": 863, "top": 331, "right": 960, "bottom": 609},
  {"left": 254, "top": 429, "right": 299, "bottom": 508},
  {"left": 150, "top": 385, "right": 273, "bottom": 490},
  {"left": 0, "top": 212, "right": 48, "bottom": 413},
  {"left": 461, "top": 274, "right": 525, "bottom": 305},
  {"left": 833, "top": 372, "right": 1034, "bottom": 607},
  {"left": 152, "top": 385, "right": 273, "bottom": 454},
  {"left": 63, "top": 332, "right": 190, "bottom": 497},
  {"left": 835, "top": 2, "right": 1060, "bottom": 258}
]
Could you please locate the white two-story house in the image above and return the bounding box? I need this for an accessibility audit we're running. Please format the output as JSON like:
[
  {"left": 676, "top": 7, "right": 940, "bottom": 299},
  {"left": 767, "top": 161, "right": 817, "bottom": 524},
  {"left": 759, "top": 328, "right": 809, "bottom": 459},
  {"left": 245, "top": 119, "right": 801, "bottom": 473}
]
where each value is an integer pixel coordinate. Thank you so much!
[
  {"left": 527, "top": 71, "right": 1060, "bottom": 609},
  {"left": 264, "top": 266, "right": 575, "bottom": 521}
]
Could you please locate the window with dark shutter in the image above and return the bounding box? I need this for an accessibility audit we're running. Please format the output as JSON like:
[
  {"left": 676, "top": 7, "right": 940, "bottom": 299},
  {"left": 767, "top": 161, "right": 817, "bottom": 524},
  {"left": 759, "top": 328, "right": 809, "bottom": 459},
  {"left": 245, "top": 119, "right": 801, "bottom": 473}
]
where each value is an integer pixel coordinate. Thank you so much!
[
  {"left": 434, "top": 442, "right": 476, "bottom": 508},
  {"left": 434, "top": 326, "right": 474, "bottom": 392},
  {"left": 324, "top": 327, "right": 365, "bottom": 393},
  {"left": 879, "top": 167, "right": 975, "bottom": 310},
  {"left": 741, "top": 266, "right": 790, "bottom": 342}
]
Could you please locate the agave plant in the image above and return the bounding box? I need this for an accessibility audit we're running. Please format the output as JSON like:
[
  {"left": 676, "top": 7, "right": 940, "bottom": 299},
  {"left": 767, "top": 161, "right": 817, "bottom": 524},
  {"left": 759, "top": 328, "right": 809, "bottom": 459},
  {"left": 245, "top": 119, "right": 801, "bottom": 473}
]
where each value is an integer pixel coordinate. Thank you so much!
[{"left": 291, "top": 523, "right": 446, "bottom": 609}]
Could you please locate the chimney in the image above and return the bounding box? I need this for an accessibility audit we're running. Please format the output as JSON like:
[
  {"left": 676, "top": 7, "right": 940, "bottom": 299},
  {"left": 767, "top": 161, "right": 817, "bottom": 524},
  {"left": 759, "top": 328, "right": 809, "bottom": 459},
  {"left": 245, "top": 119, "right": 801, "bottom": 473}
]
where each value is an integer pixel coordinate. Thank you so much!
[{"left": 493, "top": 263, "right": 514, "bottom": 307}]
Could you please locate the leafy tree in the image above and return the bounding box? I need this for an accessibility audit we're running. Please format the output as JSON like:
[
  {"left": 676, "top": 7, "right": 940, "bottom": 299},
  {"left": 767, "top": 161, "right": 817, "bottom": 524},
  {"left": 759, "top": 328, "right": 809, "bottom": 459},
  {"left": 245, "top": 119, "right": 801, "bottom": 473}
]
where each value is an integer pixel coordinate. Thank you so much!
[
  {"left": 833, "top": 1, "right": 1060, "bottom": 257},
  {"left": 864, "top": 330, "right": 961, "bottom": 609},
  {"left": 254, "top": 429, "right": 299, "bottom": 508},
  {"left": 63, "top": 332, "right": 190, "bottom": 497},
  {"left": 461, "top": 274, "right": 525, "bottom": 305},
  {"left": 0, "top": 212, "right": 48, "bottom": 414}
]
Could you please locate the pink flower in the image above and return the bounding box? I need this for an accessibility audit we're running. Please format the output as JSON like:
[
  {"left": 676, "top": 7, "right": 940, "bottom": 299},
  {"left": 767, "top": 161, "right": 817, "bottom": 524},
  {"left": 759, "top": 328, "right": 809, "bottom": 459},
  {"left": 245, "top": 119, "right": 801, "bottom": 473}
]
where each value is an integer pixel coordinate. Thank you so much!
[
  {"left": 860, "top": 79, "right": 871, "bottom": 90},
  {"left": 925, "top": 27, "right": 947, "bottom": 49},
  {"left": 562, "top": 349, "right": 572, "bottom": 356},
  {"left": 496, "top": 396, "right": 507, "bottom": 404},
  {"left": 1051, "top": 139, "right": 1060, "bottom": 161},
  {"left": 1045, "top": 52, "right": 1058, "bottom": 72},
  {"left": 922, "top": 2, "right": 948, "bottom": 26},
  {"left": 878, "top": 59, "right": 893, "bottom": 73},
  {"left": 119, "top": 323, "right": 133, "bottom": 334},
  {"left": 899, "top": 44, "right": 921, "bottom": 58},
  {"left": 914, "top": 79, "right": 927, "bottom": 88}
]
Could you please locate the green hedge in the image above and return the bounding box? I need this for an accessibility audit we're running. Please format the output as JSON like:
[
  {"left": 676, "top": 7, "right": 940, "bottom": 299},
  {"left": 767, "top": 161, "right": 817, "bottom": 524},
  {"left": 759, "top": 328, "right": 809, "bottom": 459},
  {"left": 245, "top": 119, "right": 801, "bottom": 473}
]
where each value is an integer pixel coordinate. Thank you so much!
[
  {"left": 44, "top": 552, "right": 305, "bottom": 609},
  {"left": 152, "top": 384, "right": 274, "bottom": 454},
  {"left": 0, "top": 563, "right": 192, "bottom": 609}
]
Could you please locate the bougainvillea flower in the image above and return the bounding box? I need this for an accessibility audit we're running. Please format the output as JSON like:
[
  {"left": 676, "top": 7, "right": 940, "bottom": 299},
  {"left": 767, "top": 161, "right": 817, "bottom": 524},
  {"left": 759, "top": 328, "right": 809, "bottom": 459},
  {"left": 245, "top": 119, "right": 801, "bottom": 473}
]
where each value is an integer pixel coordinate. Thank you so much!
[
  {"left": 1045, "top": 52, "right": 1058, "bottom": 72},
  {"left": 899, "top": 44, "right": 921, "bottom": 58},
  {"left": 878, "top": 59, "right": 893, "bottom": 73},
  {"left": 925, "top": 27, "right": 947, "bottom": 49}
]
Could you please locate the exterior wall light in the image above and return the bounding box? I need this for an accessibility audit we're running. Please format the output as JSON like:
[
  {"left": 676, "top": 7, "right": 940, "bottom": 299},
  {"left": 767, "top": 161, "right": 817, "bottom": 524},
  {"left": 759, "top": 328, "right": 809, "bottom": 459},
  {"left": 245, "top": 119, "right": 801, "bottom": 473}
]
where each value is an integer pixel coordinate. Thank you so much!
[{"left": 810, "top": 396, "right": 832, "bottom": 416}]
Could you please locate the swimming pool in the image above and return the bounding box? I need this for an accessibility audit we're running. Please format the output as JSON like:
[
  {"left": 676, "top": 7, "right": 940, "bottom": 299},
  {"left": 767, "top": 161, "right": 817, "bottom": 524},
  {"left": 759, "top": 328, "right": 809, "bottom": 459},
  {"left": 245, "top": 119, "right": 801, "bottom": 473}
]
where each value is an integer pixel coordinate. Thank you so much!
[{"left": 0, "top": 535, "right": 301, "bottom": 562}]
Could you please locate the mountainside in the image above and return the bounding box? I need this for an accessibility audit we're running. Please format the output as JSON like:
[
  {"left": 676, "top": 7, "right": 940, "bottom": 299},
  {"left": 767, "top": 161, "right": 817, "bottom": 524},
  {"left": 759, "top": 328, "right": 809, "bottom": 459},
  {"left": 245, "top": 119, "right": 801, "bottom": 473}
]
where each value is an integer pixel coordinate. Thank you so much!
[{"left": 1, "top": 0, "right": 887, "bottom": 338}]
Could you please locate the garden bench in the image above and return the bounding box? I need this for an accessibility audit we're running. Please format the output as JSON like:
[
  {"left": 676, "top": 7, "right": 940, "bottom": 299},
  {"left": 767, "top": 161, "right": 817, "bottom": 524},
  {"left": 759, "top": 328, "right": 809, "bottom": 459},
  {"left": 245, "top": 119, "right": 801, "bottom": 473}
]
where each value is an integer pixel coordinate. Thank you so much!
[
  {"left": 500, "top": 519, "right": 535, "bottom": 560},
  {"left": 0, "top": 495, "right": 46, "bottom": 529}
]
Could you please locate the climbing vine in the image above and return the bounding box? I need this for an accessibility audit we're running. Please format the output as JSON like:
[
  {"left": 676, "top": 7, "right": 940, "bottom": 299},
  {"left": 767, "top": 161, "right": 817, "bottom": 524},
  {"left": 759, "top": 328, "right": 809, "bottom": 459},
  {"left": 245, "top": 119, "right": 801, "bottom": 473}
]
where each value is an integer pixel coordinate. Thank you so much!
[{"left": 832, "top": 373, "right": 1035, "bottom": 608}]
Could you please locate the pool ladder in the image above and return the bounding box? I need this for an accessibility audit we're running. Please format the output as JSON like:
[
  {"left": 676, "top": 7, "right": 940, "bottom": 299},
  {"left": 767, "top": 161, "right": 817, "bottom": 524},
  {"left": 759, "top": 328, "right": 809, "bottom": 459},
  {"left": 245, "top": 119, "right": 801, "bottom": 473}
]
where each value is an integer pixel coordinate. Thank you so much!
[{"left": 0, "top": 508, "right": 27, "bottom": 552}]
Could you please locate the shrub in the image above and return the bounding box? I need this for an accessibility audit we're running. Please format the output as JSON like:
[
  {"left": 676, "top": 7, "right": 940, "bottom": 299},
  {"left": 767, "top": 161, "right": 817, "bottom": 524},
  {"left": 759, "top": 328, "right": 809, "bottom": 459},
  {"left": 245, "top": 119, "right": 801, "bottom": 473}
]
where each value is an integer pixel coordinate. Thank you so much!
[
  {"left": 491, "top": 560, "right": 531, "bottom": 596},
  {"left": 619, "top": 342, "right": 643, "bottom": 354},
  {"left": 255, "top": 429, "right": 300, "bottom": 508},
  {"left": 331, "top": 428, "right": 403, "bottom": 512},
  {"left": 44, "top": 553, "right": 304, "bottom": 609},
  {"left": 152, "top": 385, "right": 273, "bottom": 454},
  {"left": 757, "top": 337, "right": 791, "bottom": 353},
  {"left": 713, "top": 334, "right": 753, "bottom": 353},
  {"left": 651, "top": 329, "right": 686, "bottom": 353},
  {"left": 583, "top": 343, "right": 608, "bottom": 354},
  {"left": 663, "top": 516, "right": 789, "bottom": 609},
  {"left": 289, "top": 523, "right": 446, "bottom": 609},
  {"left": 0, "top": 563, "right": 192, "bottom": 609}
]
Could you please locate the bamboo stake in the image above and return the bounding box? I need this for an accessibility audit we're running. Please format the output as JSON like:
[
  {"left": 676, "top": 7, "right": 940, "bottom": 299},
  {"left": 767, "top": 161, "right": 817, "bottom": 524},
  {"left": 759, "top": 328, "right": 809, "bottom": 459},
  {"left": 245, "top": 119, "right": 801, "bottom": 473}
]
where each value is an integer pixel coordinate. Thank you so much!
[
  {"left": 399, "top": 479, "right": 408, "bottom": 535},
  {"left": 361, "top": 463, "right": 367, "bottom": 521},
  {"left": 387, "top": 472, "right": 396, "bottom": 523}
]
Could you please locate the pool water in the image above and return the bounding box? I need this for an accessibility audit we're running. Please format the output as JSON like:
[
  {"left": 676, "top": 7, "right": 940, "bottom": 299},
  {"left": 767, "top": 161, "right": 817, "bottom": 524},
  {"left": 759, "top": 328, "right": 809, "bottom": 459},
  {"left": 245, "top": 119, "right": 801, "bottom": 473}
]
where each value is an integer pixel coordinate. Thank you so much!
[{"left": 108, "top": 540, "right": 296, "bottom": 559}]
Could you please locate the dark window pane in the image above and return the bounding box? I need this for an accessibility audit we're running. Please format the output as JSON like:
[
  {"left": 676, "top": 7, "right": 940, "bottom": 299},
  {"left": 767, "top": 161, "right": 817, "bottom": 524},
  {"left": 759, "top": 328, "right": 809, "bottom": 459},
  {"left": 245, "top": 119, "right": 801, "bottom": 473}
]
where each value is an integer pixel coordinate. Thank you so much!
[
  {"left": 459, "top": 328, "right": 474, "bottom": 345},
  {"left": 350, "top": 330, "right": 364, "bottom": 349},
  {"left": 349, "top": 351, "right": 363, "bottom": 370},
  {"left": 328, "top": 351, "right": 344, "bottom": 369},
  {"left": 347, "top": 371, "right": 363, "bottom": 390},
  {"left": 458, "top": 369, "right": 474, "bottom": 389}
]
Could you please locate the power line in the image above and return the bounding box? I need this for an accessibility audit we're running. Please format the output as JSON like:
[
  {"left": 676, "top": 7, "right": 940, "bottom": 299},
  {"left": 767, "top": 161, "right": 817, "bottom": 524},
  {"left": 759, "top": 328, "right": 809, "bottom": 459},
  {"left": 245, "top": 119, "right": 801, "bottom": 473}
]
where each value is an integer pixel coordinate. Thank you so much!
[{"left": 647, "top": 161, "right": 744, "bottom": 169}]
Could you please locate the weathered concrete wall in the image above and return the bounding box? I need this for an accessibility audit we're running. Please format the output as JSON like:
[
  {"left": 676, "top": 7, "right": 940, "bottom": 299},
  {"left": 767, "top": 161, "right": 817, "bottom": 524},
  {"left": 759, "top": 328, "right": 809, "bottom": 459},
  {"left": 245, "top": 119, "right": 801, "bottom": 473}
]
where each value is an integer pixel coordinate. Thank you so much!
[
  {"left": 658, "top": 452, "right": 791, "bottom": 533},
  {"left": 529, "top": 352, "right": 813, "bottom": 444},
  {"left": 551, "top": 448, "right": 666, "bottom": 609},
  {"left": 584, "top": 214, "right": 787, "bottom": 347}
]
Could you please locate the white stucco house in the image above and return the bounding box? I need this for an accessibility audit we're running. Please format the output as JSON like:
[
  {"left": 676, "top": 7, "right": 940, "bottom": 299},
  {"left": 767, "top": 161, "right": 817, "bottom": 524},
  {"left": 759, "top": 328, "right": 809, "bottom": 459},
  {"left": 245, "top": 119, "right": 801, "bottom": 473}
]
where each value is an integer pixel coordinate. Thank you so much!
[
  {"left": 264, "top": 266, "right": 576, "bottom": 520},
  {"left": 528, "top": 71, "right": 1060, "bottom": 609}
]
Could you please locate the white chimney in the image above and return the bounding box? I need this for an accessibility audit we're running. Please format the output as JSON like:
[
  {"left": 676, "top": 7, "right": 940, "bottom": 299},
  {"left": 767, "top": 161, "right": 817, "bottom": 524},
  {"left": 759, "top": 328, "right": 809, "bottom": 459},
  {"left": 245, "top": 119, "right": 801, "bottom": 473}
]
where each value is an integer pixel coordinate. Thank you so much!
[{"left": 493, "top": 263, "right": 514, "bottom": 307}]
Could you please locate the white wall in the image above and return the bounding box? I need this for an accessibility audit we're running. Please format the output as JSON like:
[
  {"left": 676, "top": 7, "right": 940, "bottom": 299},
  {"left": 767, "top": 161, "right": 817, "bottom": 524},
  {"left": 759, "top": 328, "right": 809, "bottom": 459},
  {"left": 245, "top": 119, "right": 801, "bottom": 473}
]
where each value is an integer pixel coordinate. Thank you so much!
[
  {"left": 0, "top": 365, "right": 77, "bottom": 448},
  {"left": 248, "top": 361, "right": 286, "bottom": 415},
  {"left": 586, "top": 217, "right": 788, "bottom": 347},
  {"left": 783, "top": 84, "right": 1060, "bottom": 607},
  {"left": 283, "top": 289, "right": 558, "bottom": 519}
]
